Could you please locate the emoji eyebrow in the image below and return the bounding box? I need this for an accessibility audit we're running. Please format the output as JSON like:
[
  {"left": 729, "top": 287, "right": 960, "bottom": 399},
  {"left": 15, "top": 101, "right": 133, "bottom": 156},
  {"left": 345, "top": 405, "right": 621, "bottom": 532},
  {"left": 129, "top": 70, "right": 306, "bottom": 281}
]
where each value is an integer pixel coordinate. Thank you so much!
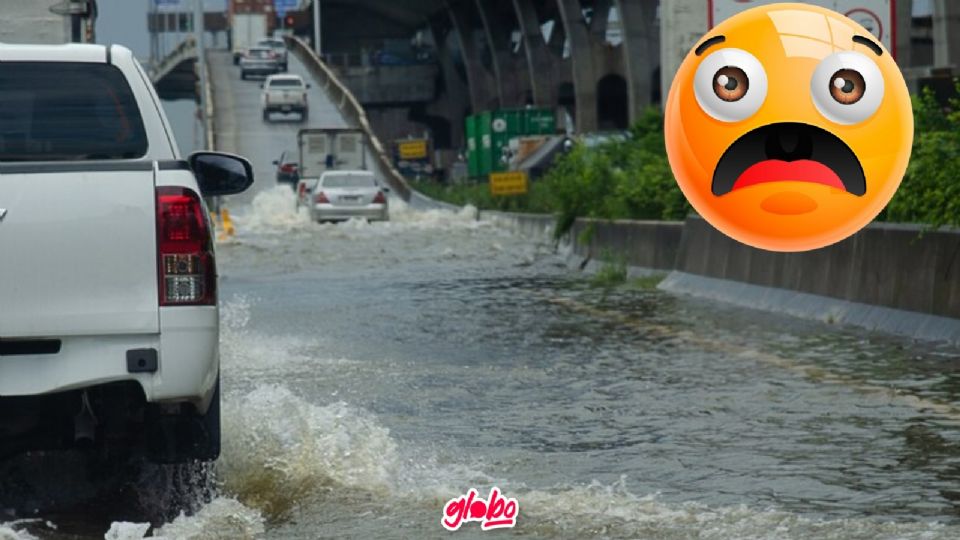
[
  {"left": 695, "top": 35, "right": 726, "bottom": 56},
  {"left": 853, "top": 35, "right": 883, "bottom": 56}
]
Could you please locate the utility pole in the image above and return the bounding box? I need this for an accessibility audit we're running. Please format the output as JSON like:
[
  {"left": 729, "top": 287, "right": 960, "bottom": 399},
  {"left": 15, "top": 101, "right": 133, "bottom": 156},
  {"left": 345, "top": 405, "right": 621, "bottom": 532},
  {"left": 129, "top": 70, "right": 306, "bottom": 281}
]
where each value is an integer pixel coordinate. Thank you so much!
[
  {"left": 313, "top": 0, "right": 321, "bottom": 56},
  {"left": 195, "top": 0, "right": 208, "bottom": 149},
  {"left": 149, "top": 0, "right": 158, "bottom": 66}
]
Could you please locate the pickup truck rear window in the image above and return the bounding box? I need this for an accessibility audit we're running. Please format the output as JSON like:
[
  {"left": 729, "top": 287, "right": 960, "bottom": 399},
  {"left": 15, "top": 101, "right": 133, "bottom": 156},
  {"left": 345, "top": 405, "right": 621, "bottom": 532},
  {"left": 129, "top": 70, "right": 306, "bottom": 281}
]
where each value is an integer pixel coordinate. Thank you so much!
[
  {"left": 268, "top": 79, "right": 303, "bottom": 88},
  {"left": 0, "top": 62, "right": 148, "bottom": 161}
]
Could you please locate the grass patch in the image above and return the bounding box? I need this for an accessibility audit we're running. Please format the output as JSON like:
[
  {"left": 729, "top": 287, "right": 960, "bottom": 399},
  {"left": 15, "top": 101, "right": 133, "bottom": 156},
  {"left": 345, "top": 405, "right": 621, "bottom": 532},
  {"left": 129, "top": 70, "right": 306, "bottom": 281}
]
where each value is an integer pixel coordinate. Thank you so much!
[
  {"left": 590, "top": 252, "right": 628, "bottom": 288},
  {"left": 627, "top": 274, "right": 666, "bottom": 290}
]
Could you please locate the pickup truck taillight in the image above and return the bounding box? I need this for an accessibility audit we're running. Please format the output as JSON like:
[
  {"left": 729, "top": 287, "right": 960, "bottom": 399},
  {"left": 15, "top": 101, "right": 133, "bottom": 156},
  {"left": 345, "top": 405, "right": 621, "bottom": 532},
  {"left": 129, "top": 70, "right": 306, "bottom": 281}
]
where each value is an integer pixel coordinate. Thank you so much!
[
  {"left": 156, "top": 187, "right": 216, "bottom": 306},
  {"left": 372, "top": 191, "right": 387, "bottom": 204}
]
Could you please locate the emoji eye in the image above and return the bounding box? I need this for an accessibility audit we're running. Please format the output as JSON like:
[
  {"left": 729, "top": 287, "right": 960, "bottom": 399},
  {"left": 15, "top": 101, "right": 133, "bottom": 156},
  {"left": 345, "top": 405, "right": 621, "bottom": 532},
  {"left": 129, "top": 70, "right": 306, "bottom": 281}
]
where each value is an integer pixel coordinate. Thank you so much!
[
  {"left": 713, "top": 67, "right": 749, "bottom": 102},
  {"left": 694, "top": 48, "right": 767, "bottom": 122},
  {"left": 811, "top": 51, "right": 884, "bottom": 125},
  {"left": 830, "top": 69, "right": 865, "bottom": 104}
]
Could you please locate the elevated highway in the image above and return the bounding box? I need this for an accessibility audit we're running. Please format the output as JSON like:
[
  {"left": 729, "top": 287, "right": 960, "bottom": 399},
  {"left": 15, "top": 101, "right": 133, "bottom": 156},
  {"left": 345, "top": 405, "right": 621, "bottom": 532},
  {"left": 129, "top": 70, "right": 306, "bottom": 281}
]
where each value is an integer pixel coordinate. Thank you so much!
[{"left": 149, "top": 37, "right": 198, "bottom": 102}]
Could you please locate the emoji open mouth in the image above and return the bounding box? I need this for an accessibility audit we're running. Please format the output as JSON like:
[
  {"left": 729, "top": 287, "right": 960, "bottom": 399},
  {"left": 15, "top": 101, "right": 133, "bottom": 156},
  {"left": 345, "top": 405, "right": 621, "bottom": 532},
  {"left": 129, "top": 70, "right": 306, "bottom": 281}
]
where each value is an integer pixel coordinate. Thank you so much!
[{"left": 712, "top": 123, "right": 866, "bottom": 196}]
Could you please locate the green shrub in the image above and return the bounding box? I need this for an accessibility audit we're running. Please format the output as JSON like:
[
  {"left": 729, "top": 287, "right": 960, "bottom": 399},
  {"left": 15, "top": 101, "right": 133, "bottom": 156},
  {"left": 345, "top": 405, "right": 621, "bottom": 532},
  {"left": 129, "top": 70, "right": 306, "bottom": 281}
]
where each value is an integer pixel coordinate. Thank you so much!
[
  {"left": 540, "top": 107, "right": 690, "bottom": 237},
  {"left": 884, "top": 86, "right": 960, "bottom": 229},
  {"left": 418, "top": 95, "right": 960, "bottom": 232},
  {"left": 590, "top": 252, "right": 628, "bottom": 288}
]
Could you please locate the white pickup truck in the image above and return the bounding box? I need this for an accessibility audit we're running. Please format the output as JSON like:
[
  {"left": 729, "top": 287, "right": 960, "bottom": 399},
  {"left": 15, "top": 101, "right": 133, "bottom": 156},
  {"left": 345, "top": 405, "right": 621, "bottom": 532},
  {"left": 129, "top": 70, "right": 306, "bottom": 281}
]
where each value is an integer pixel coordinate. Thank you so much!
[
  {"left": 261, "top": 73, "right": 310, "bottom": 122},
  {"left": 0, "top": 43, "right": 253, "bottom": 463}
]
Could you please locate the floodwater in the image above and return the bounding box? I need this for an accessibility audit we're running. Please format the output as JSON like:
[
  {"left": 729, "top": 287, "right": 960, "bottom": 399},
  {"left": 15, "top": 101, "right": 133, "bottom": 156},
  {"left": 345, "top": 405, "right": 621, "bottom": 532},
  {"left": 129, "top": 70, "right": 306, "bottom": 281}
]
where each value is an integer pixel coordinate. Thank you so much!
[
  {"left": 6, "top": 189, "right": 960, "bottom": 539},
  {"left": 5, "top": 50, "right": 960, "bottom": 539}
]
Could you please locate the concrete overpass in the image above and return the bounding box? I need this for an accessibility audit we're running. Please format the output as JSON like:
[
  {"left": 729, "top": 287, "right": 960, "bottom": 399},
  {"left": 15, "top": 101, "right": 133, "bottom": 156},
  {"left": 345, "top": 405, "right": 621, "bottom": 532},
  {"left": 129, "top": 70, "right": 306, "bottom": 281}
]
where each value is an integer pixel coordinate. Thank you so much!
[
  {"left": 293, "top": 0, "right": 659, "bottom": 149},
  {"left": 152, "top": 0, "right": 960, "bottom": 178},
  {"left": 149, "top": 37, "right": 198, "bottom": 102}
]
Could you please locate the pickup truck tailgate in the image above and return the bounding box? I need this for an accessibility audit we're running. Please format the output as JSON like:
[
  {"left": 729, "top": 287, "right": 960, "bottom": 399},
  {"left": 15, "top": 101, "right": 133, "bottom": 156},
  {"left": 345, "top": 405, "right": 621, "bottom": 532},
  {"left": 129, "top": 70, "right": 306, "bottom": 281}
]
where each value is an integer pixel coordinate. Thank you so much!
[{"left": 0, "top": 168, "right": 159, "bottom": 337}]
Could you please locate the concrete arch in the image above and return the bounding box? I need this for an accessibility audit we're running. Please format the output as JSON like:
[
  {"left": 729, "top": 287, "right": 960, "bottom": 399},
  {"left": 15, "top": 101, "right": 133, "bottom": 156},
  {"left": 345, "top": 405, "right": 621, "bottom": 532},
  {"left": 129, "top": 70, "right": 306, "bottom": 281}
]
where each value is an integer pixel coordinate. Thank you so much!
[{"left": 596, "top": 73, "right": 628, "bottom": 130}]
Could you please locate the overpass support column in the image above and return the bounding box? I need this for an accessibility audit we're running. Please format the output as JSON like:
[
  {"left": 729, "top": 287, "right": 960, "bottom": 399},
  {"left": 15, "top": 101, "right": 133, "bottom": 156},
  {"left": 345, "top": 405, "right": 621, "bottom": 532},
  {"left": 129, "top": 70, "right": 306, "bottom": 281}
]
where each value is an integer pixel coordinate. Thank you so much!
[
  {"left": 616, "top": 0, "right": 660, "bottom": 121},
  {"left": 446, "top": 0, "right": 500, "bottom": 112},
  {"left": 512, "top": 0, "right": 558, "bottom": 106},
  {"left": 555, "top": 0, "right": 598, "bottom": 131},
  {"left": 428, "top": 15, "right": 470, "bottom": 151},
  {"left": 475, "top": 0, "right": 532, "bottom": 107},
  {"left": 933, "top": 0, "right": 960, "bottom": 68}
]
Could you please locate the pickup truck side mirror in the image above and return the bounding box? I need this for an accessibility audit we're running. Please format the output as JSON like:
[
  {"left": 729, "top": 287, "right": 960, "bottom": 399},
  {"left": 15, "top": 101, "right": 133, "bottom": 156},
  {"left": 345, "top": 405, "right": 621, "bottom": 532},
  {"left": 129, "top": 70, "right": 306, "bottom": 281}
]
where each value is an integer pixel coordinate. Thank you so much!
[
  {"left": 189, "top": 151, "right": 255, "bottom": 196},
  {"left": 271, "top": 160, "right": 279, "bottom": 166}
]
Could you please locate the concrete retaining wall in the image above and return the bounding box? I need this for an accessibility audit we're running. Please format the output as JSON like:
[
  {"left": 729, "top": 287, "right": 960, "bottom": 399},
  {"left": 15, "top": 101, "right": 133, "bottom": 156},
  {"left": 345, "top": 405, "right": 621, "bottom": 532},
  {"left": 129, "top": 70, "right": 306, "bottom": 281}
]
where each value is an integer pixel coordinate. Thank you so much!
[
  {"left": 676, "top": 216, "right": 960, "bottom": 320},
  {"left": 483, "top": 211, "right": 683, "bottom": 271},
  {"left": 482, "top": 210, "right": 960, "bottom": 344},
  {"left": 571, "top": 219, "right": 684, "bottom": 271}
]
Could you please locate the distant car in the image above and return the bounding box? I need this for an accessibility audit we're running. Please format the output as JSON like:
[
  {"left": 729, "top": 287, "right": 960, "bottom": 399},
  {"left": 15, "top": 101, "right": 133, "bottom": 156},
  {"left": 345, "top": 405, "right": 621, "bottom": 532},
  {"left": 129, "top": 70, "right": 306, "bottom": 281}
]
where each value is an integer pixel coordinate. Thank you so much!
[
  {"left": 309, "top": 170, "right": 389, "bottom": 222},
  {"left": 256, "top": 38, "right": 288, "bottom": 71},
  {"left": 260, "top": 73, "right": 309, "bottom": 121},
  {"left": 240, "top": 46, "right": 279, "bottom": 80},
  {"left": 272, "top": 150, "right": 300, "bottom": 188}
]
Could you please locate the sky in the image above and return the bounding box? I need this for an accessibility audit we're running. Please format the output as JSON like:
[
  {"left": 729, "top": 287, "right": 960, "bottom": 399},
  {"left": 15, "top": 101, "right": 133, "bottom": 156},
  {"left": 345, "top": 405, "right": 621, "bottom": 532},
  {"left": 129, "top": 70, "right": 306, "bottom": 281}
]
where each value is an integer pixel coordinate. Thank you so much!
[{"left": 96, "top": 0, "right": 228, "bottom": 61}]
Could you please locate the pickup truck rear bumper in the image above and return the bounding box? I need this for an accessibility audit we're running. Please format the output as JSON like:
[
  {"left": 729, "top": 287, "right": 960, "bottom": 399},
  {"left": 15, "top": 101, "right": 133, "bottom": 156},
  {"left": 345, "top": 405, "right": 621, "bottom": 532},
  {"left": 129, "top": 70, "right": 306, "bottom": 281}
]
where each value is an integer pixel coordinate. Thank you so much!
[
  {"left": 0, "top": 306, "right": 219, "bottom": 410},
  {"left": 265, "top": 104, "right": 307, "bottom": 113}
]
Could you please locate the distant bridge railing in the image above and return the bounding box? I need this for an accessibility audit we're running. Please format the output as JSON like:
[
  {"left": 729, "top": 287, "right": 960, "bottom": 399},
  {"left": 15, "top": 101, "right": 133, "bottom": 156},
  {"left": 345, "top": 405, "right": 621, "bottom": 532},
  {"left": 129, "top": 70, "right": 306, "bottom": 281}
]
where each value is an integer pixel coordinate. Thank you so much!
[
  {"left": 149, "top": 36, "right": 197, "bottom": 83},
  {"left": 283, "top": 35, "right": 413, "bottom": 202}
]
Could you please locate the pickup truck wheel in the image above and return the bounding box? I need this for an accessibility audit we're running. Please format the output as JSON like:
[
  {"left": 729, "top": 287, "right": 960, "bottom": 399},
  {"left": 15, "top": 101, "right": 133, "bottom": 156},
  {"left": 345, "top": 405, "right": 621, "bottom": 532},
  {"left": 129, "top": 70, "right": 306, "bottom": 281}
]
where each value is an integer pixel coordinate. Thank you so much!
[{"left": 145, "top": 376, "right": 221, "bottom": 464}]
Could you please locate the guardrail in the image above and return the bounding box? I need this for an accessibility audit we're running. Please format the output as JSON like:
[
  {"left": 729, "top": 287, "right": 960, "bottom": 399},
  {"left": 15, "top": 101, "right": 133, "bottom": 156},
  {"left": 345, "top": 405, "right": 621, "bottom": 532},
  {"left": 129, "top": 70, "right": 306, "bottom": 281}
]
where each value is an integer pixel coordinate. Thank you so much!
[{"left": 282, "top": 35, "right": 413, "bottom": 202}]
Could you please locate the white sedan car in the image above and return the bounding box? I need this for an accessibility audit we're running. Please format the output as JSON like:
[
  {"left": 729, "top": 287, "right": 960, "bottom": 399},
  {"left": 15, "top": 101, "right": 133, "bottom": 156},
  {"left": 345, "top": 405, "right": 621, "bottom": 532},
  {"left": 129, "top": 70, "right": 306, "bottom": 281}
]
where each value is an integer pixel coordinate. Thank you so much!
[{"left": 308, "top": 170, "right": 389, "bottom": 222}]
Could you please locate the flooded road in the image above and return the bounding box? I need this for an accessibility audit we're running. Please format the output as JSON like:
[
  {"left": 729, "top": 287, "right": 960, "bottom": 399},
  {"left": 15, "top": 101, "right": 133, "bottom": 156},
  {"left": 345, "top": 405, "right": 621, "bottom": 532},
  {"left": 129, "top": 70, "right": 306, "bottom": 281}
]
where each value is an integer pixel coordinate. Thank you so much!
[
  {"left": 211, "top": 194, "right": 960, "bottom": 539},
  {"left": 5, "top": 51, "right": 960, "bottom": 539}
]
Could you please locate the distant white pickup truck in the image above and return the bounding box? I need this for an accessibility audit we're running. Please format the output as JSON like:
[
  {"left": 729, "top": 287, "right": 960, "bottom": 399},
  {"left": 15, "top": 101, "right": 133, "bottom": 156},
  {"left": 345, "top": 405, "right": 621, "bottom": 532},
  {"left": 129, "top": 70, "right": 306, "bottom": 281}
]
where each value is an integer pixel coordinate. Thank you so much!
[
  {"left": 0, "top": 43, "right": 253, "bottom": 463},
  {"left": 261, "top": 73, "right": 310, "bottom": 122}
]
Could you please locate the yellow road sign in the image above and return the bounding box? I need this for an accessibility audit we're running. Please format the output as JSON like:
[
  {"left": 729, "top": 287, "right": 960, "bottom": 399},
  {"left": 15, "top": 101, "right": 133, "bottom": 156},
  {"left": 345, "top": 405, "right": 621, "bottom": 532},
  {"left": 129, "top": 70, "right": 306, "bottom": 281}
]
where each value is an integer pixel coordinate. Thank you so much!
[
  {"left": 489, "top": 171, "right": 528, "bottom": 196},
  {"left": 398, "top": 139, "right": 429, "bottom": 160}
]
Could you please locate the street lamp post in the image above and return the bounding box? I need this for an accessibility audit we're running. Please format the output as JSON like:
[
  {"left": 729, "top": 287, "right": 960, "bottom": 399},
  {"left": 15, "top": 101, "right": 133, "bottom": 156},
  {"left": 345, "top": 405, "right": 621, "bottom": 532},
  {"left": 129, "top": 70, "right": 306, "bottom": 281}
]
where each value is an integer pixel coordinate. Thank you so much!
[
  {"left": 195, "top": 0, "right": 208, "bottom": 149},
  {"left": 313, "top": 0, "right": 321, "bottom": 56}
]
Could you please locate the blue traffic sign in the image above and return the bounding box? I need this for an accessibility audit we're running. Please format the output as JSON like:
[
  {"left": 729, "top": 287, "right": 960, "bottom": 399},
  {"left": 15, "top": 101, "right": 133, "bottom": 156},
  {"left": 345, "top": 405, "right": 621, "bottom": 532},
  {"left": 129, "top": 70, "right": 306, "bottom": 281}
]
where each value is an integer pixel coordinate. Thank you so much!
[{"left": 274, "top": 0, "right": 299, "bottom": 17}]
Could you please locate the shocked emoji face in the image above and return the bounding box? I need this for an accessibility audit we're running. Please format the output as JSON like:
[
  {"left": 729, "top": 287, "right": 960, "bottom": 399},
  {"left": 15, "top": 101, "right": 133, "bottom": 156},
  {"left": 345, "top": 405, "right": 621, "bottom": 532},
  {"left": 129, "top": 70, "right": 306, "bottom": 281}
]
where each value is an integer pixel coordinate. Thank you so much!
[{"left": 665, "top": 3, "right": 913, "bottom": 252}]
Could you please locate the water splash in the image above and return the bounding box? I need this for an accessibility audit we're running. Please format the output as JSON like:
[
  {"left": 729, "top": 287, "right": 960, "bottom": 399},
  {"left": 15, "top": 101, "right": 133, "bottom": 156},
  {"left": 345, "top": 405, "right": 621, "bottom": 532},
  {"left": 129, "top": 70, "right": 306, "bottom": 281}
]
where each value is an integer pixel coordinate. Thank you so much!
[
  {"left": 217, "top": 385, "right": 398, "bottom": 521},
  {"left": 103, "top": 498, "right": 264, "bottom": 540},
  {"left": 230, "top": 186, "right": 310, "bottom": 234},
  {"left": 0, "top": 521, "right": 40, "bottom": 540},
  {"left": 151, "top": 497, "right": 265, "bottom": 539}
]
